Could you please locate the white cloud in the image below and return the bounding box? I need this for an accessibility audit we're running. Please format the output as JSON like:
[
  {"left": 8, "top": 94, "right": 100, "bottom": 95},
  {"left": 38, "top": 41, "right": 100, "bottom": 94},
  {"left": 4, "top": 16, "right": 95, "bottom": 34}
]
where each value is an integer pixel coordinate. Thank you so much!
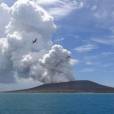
[
  {"left": 85, "top": 61, "right": 94, "bottom": 65},
  {"left": 34, "top": 0, "right": 84, "bottom": 19},
  {"left": 35, "top": 0, "right": 58, "bottom": 5},
  {"left": 54, "top": 37, "right": 65, "bottom": 43},
  {"left": 100, "top": 52, "right": 114, "bottom": 56},
  {"left": 84, "top": 0, "right": 114, "bottom": 30},
  {"left": 92, "top": 36, "right": 114, "bottom": 45},
  {"left": 74, "top": 44, "right": 97, "bottom": 53}
]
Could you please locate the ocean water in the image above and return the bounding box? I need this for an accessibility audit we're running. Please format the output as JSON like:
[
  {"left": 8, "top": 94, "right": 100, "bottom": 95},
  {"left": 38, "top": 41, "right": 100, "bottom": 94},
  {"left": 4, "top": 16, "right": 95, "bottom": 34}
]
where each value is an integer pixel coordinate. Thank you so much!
[{"left": 0, "top": 93, "right": 114, "bottom": 114}]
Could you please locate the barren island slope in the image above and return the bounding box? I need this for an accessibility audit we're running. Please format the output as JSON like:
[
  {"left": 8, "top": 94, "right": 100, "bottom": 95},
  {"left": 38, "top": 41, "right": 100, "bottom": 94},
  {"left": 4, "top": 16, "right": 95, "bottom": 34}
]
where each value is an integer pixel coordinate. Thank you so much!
[{"left": 12, "top": 80, "right": 114, "bottom": 93}]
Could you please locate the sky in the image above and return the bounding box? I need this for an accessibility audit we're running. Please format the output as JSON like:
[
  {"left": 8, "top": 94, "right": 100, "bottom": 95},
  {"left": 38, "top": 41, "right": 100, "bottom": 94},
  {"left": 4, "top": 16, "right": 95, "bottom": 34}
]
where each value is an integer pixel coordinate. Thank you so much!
[{"left": 0, "top": 0, "right": 114, "bottom": 89}]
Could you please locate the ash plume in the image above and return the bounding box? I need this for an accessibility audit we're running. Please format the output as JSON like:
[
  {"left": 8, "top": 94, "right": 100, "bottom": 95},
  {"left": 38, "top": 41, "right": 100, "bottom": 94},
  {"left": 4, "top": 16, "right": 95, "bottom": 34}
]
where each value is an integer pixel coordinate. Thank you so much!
[{"left": 0, "top": 0, "right": 76, "bottom": 83}]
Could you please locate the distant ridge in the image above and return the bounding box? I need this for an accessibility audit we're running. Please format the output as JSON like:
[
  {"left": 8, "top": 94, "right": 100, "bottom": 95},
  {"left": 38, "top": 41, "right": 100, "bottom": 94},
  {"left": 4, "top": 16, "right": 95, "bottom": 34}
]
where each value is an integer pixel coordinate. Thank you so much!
[{"left": 12, "top": 80, "right": 114, "bottom": 93}]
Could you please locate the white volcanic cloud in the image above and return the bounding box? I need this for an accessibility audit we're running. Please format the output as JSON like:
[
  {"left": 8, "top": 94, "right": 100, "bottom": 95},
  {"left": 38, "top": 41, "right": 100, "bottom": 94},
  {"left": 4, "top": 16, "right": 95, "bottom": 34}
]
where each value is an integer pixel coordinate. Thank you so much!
[
  {"left": 39, "top": 45, "right": 75, "bottom": 83},
  {"left": 0, "top": 0, "right": 2, "bottom": 3},
  {"left": 0, "top": 0, "right": 76, "bottom": 83},
  {"left": 0, "top": 3, "right": 10, "bottom": 37}
]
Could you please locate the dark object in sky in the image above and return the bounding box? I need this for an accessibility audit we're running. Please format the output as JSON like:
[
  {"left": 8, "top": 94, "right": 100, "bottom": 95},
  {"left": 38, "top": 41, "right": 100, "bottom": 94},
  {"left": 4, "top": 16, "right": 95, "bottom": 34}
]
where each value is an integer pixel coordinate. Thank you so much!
[
  {"left": 33, "top": 38, "right": 37, "bottom": 44},
  {"left": 10, "top": 80, "right": 114, "bottom": 93}
]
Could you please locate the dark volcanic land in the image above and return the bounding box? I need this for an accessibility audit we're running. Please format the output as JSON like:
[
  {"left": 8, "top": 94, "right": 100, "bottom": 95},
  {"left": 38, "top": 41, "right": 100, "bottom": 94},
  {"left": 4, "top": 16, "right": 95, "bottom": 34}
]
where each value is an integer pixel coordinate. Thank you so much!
[{"left": 12, "top": 80, "right": 114, "bottom": 93}]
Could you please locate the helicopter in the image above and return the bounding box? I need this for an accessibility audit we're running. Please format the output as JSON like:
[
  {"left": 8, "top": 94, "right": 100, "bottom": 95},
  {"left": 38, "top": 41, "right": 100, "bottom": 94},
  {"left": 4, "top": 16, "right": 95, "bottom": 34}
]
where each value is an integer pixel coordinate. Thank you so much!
[{"left": 33, "top": 38, "right": 37, "bottom": 44}]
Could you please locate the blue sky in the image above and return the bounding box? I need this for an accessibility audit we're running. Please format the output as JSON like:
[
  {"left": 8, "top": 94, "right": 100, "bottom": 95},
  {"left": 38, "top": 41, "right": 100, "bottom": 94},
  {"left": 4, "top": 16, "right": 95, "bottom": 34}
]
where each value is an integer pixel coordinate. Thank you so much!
[
  {"left": 54, "top": 10, "right": 114, "bottom": 86},
  {"left": 3, "top": 0, "right": 114, "bottom": 87}
]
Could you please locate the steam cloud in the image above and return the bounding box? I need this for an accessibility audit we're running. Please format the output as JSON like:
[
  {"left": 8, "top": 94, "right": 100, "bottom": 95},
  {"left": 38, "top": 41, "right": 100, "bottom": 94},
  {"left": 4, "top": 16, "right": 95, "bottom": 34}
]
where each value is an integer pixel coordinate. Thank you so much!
[{"left": 0, "top": 0, "right": 75, "bottom": 83}]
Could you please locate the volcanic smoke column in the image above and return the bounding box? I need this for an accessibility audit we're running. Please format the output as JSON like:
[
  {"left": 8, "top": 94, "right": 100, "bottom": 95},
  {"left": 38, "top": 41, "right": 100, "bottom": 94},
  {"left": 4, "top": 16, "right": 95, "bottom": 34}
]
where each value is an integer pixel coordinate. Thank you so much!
[{"left": 0, "top": 0, "right": 76, "bottom": 83}]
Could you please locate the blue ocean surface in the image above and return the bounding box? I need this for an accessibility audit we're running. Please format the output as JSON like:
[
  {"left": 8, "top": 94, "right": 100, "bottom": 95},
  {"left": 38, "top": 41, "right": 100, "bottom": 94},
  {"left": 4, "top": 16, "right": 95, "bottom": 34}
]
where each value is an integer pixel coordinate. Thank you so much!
[{"left": 0, "top": 93, "right": 113, "bottom": 114}]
